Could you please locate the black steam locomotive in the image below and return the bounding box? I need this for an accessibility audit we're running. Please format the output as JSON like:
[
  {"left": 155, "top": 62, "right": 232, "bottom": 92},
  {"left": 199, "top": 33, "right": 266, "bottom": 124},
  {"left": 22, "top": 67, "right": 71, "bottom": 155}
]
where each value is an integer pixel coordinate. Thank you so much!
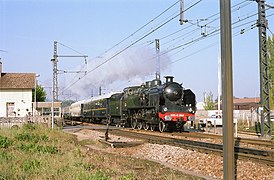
[{"left": 65, "top": 76, "right": 196, "bottom": 132}]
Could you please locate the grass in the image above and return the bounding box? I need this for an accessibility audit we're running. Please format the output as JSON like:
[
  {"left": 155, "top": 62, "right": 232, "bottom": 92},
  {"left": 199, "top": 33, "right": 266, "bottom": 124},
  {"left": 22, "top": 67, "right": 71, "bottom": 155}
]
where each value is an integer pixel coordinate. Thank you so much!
[
  {"left": 0, "top": 123, "right": 203, "bottom": 179},
  {"left": 237, "top": 121, "right": 274, "bottom": 136}
]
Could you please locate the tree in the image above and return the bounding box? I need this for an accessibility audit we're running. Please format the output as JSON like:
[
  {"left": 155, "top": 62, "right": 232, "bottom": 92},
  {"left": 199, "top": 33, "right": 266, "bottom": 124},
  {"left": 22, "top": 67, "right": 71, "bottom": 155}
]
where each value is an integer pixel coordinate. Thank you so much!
[
  {"left": 32, "top": 84, "right": 47, "bottom": 102},
  {"left": 267, "top": 35, "right": 274, "bottom": 109},
  {"left": 204, "top": 92, "right": 215, "bottom": 110}
]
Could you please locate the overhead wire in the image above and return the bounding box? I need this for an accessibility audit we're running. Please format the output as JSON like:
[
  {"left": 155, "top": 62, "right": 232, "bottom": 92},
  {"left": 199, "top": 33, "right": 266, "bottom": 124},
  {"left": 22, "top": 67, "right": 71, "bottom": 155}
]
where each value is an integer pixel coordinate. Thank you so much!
[
  {"left": 95, "top": 0, "right": 180, "bottom": 57},
  {"left": 142, "top": 7, "right": 262, "bottom": 66},
  {"left": 59, "top": 0, "right": 203, "bottom": 96},
  {"left": 59, "top": 0, "right": 273, "bottom": 98},
  {"left": 58, "top": 0, "right": 181, "bottom": 98},
  {"left": 58, "top": 42, "right": 87, "bottom": 56},
  {"left": 145, "top": 0, "right": 253, "bottom": 60},
  {"left": 156, "top": 6, "right": 260, "bottom": 59},
  {"left": 134, "top": 7, "right": 256, "bottom": 68},
  {"left": 158, "top": 0, "right": 252, "bottom": 45},
  {"left": 167, "top": 11, "right": 274, "bottom": 65},
  {"left": 170, "top": 20, "right": 260, "bottom": 65}
]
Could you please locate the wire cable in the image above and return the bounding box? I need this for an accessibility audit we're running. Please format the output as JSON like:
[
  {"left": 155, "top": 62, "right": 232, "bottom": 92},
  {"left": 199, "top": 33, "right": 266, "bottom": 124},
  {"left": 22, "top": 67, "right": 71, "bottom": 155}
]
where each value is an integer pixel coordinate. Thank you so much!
[
  {"left": 97, "top": 0, "right": 180, "bottom": 57},
  {"left": 59, "top": 0, "right": 203, "bottom": 95}
]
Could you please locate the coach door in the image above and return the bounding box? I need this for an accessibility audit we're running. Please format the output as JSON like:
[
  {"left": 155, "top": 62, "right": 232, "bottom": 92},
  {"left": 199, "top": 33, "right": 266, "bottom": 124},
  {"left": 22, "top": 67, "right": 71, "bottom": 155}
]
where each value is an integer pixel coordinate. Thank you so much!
[{"left": 6, "top": 102, "right": 15, "bottom": 117}]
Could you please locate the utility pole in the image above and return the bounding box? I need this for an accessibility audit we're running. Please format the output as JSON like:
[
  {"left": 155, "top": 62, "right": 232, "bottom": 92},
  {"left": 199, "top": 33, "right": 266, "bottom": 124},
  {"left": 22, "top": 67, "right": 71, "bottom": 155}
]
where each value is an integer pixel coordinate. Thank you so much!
[
  {"left": 51, "top": 41, "right": 88, "bottom": 128},
  {"left": 220, "top": 0, "right": 235, "bottom": 179},
  {"left": 53, "top": 41, "right": 58, "bottom": 101},
  {"left": 257, "top": 0, "right": 271, "bottom": 137},
  {"left": 179, "top": 0, "right": 184, "bottom": 25},
  {"left": 155, "top": 39, "right": 160, "bottom": 80},
  {"left": 218, "top": 52, "right": 221, "bottom": 116},
  {"left": 51, "top": 41, "right": 58, "bottom": 128}
]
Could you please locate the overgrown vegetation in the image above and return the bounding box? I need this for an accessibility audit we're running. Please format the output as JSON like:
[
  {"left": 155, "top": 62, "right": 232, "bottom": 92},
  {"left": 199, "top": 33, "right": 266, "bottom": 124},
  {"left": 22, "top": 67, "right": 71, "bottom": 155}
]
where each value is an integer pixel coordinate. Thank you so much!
[
  {"left": 32, "top": 84, "right": 47, "bottom": 102},
  {"left": 203, "top": 92, "right": 215, "bottom": 110},
  {"left": 0, "top": 124, "right": 202, "bottom": 179},
  {"left": 236, "top": 121, "right": 274, "bottom": 139}
]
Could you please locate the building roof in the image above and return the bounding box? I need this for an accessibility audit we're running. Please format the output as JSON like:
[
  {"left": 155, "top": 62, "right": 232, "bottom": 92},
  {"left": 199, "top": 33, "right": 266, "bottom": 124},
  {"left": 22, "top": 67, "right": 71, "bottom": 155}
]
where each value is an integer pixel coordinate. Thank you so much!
[
  {"left": 34, "top": 102, "right": 62, "bottom": 108},
  {"left": 219, "top": 97, "right": 260, "bottom": 105},
  {"left": 0, "top": 73, "right": 36, "bottom": 89},
  {"left": 233, "top": 97, "right": 260, "bottom": 105}
]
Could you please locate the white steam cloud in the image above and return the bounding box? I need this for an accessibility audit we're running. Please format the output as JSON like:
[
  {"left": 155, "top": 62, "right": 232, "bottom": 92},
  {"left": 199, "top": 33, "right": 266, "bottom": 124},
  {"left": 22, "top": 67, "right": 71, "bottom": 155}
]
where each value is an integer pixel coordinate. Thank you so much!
[{"left": 68, "top": 46, "right": 171, "bottom": 98}]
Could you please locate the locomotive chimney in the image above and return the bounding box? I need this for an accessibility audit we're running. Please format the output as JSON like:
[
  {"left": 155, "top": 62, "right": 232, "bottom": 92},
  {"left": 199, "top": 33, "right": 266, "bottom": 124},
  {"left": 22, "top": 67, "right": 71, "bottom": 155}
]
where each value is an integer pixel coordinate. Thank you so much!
[
  {"left": 165, "top": 76, "right": 174, "bottom": 84},
  {"left": 145, "top": 81, "right": 152, "bottom": 88}
]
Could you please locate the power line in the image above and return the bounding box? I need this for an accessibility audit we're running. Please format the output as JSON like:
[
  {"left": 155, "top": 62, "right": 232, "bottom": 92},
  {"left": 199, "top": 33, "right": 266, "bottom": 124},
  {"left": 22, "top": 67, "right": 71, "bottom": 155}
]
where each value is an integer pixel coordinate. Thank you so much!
[
  {"left": 158, "top": 0, "right": 252, "bottom": 43},
  {"left": 157, "top": 7, "right": 262, "bottom": 58},
  {"left": 171, "top": 20, "right": 259, "bottom": 64},
  {"left": 97, "top": 0, "right": 180, "bottom": 57},
  {"left": 58, "top": 42, "right": 87, "bottom": 56},
  {"left": 59, "top": 0, "right": 272, "bottom": 98},
  {"left": 59, "top": 0, "right": 203, "bottom": 95},
  {"left": 143, "top": 10, "right": 262, "bottom": 66},
  {"left": 267, "top": 26, "right": 274, "bottom": 36},
  {"left": 62, "top": 0, "right": 180, "bottom": 97}
]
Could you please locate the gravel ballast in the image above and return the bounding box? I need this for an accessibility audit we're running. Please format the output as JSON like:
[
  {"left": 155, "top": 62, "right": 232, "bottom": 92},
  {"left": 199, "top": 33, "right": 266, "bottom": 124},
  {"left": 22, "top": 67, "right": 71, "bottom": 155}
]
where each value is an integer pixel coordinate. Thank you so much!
[{"left": 68, "top": 129, "right": 274, "bottom": 180}]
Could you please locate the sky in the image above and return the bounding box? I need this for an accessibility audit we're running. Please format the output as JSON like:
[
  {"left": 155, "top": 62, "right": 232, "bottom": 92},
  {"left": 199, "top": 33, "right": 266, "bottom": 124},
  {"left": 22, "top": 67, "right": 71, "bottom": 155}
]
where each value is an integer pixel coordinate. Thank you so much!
[{"left": 1, "top": 0, "right": 274, "bottom": 102}]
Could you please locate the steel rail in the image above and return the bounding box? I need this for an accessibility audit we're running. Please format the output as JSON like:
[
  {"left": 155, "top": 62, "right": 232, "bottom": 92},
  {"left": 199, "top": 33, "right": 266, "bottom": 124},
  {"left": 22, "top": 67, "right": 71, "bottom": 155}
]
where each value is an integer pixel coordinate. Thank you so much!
[
  {"left": 167, "top": 131, "right": 274, "bottom": 149},
  {"left": 105, "top": 129, "right": 274, "bottom": 166}
]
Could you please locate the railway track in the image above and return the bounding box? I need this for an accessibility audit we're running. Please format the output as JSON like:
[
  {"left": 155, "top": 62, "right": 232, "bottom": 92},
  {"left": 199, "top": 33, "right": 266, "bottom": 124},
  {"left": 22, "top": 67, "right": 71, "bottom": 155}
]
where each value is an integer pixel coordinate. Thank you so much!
[
  {"left": 167, "top": 131, "right": 274, "bottom": 150},
  {"left": 64, "top": 121, "right": 274, "bottom": 165},
  {"left": 98, "top": 128, "right": 274, "bottom": 166},
  {"left": 65, "top": 121, "right": 273, "bottom": 149}
]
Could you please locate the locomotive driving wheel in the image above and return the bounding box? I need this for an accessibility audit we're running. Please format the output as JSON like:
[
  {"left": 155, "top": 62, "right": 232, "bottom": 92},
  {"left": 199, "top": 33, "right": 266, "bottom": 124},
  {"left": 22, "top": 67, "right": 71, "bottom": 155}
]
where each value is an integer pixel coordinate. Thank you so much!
[
  {"left": 150, "top": 124, "right": 156, "bottom": 131},
  {"left": 143, "top": 122, "right": 149, "bottom": 130},
  {"left": 131, "top": 118, "right": 137, "bottom": 129},
  {"left": 137, "top": 120, "right": 143, "bottom": 130},
  {"left": 158, "top": 120, "right": 166, "bottom": 133}
]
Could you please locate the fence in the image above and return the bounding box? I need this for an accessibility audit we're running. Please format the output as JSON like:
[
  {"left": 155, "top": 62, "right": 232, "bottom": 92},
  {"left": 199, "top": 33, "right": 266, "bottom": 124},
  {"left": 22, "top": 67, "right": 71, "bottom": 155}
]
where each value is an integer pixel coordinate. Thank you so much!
[
  {"left": 196, "top": 109, "right": 271, "bottom": 127},
  {"left": 0, "top": 115, "right": 64, "bottom": 129},
  {"left": 0, "top": 117, "right": 26, "bottom": 129}
]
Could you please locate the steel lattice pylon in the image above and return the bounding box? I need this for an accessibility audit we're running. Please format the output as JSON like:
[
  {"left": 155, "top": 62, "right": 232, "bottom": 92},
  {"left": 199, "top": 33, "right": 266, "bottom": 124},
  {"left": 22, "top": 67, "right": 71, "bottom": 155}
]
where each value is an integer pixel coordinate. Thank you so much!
[
  {"left": 52, "top": 41, "right": 58, "bottom": 101},
  {"left": 257, "top": 0, "right": 271, "bottom": 136}
]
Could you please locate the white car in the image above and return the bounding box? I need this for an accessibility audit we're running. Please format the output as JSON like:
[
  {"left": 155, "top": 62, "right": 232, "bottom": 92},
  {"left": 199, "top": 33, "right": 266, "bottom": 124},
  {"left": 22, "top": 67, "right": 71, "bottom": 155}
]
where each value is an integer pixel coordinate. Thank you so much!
[{"left": 199, "top": 115, "right": 236, "bottom": 127}]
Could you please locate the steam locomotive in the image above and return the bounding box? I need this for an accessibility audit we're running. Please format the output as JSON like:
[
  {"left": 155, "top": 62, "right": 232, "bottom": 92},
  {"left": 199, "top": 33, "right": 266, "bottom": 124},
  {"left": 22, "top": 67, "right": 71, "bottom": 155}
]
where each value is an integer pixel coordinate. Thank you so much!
[{"left": 64, "top": 76, "right": 196, "bottom": 132}]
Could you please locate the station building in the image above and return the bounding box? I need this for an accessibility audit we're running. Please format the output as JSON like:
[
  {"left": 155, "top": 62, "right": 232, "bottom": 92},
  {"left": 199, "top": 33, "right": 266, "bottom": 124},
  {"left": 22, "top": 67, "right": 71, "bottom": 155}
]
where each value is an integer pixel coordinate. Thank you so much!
[{"left": 0, "top": 62, "right": 35, "bottom": 117}]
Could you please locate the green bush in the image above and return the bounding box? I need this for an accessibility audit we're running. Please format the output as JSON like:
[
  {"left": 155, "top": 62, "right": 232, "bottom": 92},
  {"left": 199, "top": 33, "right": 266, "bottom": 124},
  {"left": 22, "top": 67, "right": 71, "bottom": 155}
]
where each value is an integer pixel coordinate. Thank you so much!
[
  {"left": 22, "top": 123, "right": 37, "bottom": 131},
  {"left": 119, "top": 172, "right": 136, "bottom": 180},
  {"left": 0, "top": 151, "right": 13, "bottom": 161},
  {"left": 88, "top": 170, "right": 110, "bottom": 180},
  {"left": 17, "top": 143, "right": 58, "bottom": 154},
  {"left": 15, "top": 133, "right": 48, "bottom": 143},
  {"left": 22, "top": 159, "right": 41, "bottom": 172},
  {"left": 0, "top": 135, "right": 13, "bottom": 148}
]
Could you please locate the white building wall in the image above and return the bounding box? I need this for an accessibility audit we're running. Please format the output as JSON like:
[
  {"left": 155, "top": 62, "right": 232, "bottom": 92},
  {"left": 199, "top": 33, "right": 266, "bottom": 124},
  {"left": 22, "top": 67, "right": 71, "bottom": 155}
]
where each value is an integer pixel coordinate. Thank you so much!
[{"left": 0, "top": 89, "right": 33, "bottom": 117}]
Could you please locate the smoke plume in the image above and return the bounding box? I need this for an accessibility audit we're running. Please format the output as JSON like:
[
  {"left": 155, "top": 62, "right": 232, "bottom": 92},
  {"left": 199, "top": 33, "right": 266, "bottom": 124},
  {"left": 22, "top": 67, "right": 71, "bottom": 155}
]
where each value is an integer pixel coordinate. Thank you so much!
[{"left": 68, "top": 46, "right": 171, "bottom": 98}]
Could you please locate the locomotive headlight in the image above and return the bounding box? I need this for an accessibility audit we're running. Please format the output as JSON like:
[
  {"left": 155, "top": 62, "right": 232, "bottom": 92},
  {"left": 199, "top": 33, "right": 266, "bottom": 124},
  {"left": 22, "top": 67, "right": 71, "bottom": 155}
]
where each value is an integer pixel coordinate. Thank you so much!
[
  {"left": 164, "top": 115, "right": 172, "bottom": 121},
  {"left": 166, "top": 88, "right": 172, "bottom": 93},
  {"left": 188, "top": 107, "right": 193, "bottom": 112},
  {"left": 163, "top": 107, "right": 168, "bottom": 112}
]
